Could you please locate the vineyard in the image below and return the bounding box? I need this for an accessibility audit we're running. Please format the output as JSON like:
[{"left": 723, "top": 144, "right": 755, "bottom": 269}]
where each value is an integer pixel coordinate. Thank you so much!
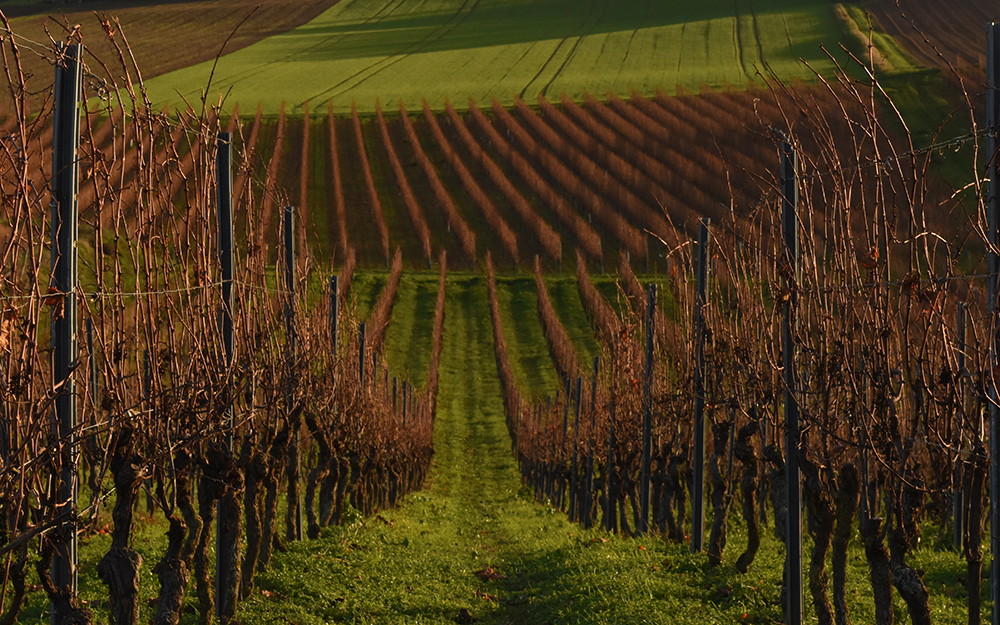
[
  {"left": 1, "top": 4, "right": 999, "bottom": 625},
  {"left": 84, "top": 80, "right": 880, "bottom": 274}
]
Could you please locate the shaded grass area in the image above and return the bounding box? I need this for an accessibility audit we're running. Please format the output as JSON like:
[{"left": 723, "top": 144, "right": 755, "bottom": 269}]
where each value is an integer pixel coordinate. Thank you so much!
[
  {"left": 381, "top": 272, "right": 442, "bottom": 388},
  {"left": 349, "top": 270, "right": 389, "bottom": 321},
  {"left": 216, "top": 274, "right": 985, "bottom": 624},
  {"left": 544, "top": 275, "right": 602, "bottom": 370},
  {"left": 494, "top": 274, "right": 560, "bottom": 400}
]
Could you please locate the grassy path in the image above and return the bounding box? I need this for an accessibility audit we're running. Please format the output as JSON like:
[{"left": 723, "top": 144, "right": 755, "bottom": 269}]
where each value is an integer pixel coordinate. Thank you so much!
[
  {"left": 240, "top": 273, "right": 606, "bottom": 623},
  {"left": 236, "top": 273, "right": 789, "bottom": 624},
  {"left": 232, "top": 272, "right": 977, "bottom": 624},
  {"left": 15, "top": 273, "right": 974, "bottom": 624}
]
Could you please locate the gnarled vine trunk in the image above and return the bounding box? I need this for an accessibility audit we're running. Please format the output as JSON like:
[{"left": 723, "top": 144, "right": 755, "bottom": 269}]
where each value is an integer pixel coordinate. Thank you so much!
[
  {"left": 733, "top": 422, "right": 759, "bottom": 573},
  {"left": 97, "top": 427, "right": 143, "bottom": 625},
  {"left": 707, "top": 420, "right": 732, "bottom": 566},
  {"left": 832, "top": 464, "right": 859, "bottom": 625}
]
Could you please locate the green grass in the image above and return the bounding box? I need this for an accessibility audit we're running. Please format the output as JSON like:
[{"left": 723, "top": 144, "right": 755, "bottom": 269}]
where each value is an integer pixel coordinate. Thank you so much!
[
  {"left": 494, "top": 275, "right": 560, "bottom": 399},
  {"left": 544, "top": 275, "right": 602, "bottom": 370},
  {"left": 349, "top": 271, "right": 390, "bottom": 321},
  {"left": 382, "top": 272, "right": 443, "bottom": 388},
  {"left": 194, "top": 273, "right": 996, "bottom": 623},
  {"left": 141, "top": 0, "right": 851, "bottom": 115},
  {"left": 9, "top": 272, "right": 991, "bottom": 624}
]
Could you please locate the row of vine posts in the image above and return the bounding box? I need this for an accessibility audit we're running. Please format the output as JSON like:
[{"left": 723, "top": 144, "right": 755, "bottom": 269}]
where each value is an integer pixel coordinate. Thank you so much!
[
  {"left": 0, "top": 28, "right": 440, "bottom": 623},
  {"left": 501, "top": 21, "right": 1000, "bottom": 625}
]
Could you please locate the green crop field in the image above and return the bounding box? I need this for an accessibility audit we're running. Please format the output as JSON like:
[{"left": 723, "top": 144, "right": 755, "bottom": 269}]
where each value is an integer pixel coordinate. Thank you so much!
[{"left": 142, "top": 0, "right": 850, "bottom": 115}]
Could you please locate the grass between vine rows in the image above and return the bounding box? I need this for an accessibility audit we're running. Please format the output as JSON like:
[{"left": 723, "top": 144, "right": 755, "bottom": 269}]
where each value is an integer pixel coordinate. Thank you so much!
[
  {"left": 231, "top": 273, "right": 985, "bottom": 624},
  {"left": 10, "top": 273, "right": 988, "bottom": 623}
]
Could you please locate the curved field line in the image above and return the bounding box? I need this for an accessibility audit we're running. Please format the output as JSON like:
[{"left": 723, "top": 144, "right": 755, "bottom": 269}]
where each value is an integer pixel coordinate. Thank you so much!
[
  {"left": 538, "top": 0, "right": 610, "bottom": 98},
  {"left": 191, "top": 0, "right": 412, "bottom": 91},
  {"left": 308, "top": 0, "right": 485, "bottom": 105},
  {"left": 733, "top": 0, "right": 748, "bottom": 79},
  {"left": 615, "top": 0, "right": 652, "bottom": 83}
]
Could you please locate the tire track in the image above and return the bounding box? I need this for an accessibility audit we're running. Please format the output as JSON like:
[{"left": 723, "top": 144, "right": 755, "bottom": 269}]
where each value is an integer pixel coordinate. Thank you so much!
[
  {"left": 537, "top": 0, "right": 607, "bottom": 98},
  {"left": 748, "top": 0, "right": 765, "bottom": 73},
  {"left": 676, "top": 22, "right": 687, "bottom": 85},
  {"left": 733, "top": 0, "right": 748, "bottom": 79},
  {"left": 614, "top": 0, "right": 653, "bottom": 84},
  {"left": 519, "top": 0, "right": 599, "bottom": 100},
  {"left": 309, "top": 0, "right": 485, "bottom": 104},
  {"left": 208, "top": 0, "right": 411, "bottom": 91}
]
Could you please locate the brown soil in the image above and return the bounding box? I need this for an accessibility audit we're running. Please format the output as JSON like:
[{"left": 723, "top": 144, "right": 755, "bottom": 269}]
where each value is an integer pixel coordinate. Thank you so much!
[
  {"left": 868, "top": 0, "right": 993, "bottom": 78},
  {"left": 0, "top": 0, "right": 339, "bottom": 107}
]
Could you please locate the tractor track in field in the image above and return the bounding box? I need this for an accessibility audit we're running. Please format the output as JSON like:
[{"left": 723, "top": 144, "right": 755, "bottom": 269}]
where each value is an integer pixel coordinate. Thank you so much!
[
  {"left": 748, "top": 0, "right": 765, "bottom": 72},
  {"left": 615, "top": 0, "right": 653, "bottom": 84},
  {"left": 538, "top": 0, "right": 613, "bottom": 99},
  {"left": 205, "top": 0, "right": 412, "bottom": 90},
  {"left": 308, "top": 0, "right": 486, "bottom": 106},
  {"left": 518, "top": 0, "right": 597, "bottom": 100},
  {"left": 734, "top": 0, "right": 748, "bottom": 80}
]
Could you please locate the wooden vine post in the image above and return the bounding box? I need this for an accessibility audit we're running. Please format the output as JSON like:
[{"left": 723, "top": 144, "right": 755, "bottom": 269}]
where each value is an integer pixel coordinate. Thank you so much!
[
  {"left": 780, "top": 136, "right": 803, "bottom": 625},
  {"left": 987, "top": 20, "right": 999, "bottom": 625},
  {"left": 50, "top": 41, "right": 82, "bottom": 609},
  {"left": 691, "top": 219, "right": 710, "bottom": 553},
  {"left": 216, "top": 132, "right": 242, "bottom": 621}
]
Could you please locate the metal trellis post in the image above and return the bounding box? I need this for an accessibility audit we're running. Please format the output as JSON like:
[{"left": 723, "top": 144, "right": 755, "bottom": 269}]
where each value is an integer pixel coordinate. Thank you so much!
[
  {"left": 50, "top": 42, "right": 81, "bottom": 611},
  {"left": 987, "top": 20, "right": 999, "bottom": 625},
  {"left": 284, "top": 205, "right": 303, "bottom": 541},
  {"left": 215, "top": 132, "right": 238, "bottom": 619},
  {"left": 780, "top": 136, "right": 803, "bottom": 625},
  {"left": 691, "top": 218, "right": 710, "bottom": 553},
  {"left": 955, "top": 302, "right": 966, "bottom": 552}
]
